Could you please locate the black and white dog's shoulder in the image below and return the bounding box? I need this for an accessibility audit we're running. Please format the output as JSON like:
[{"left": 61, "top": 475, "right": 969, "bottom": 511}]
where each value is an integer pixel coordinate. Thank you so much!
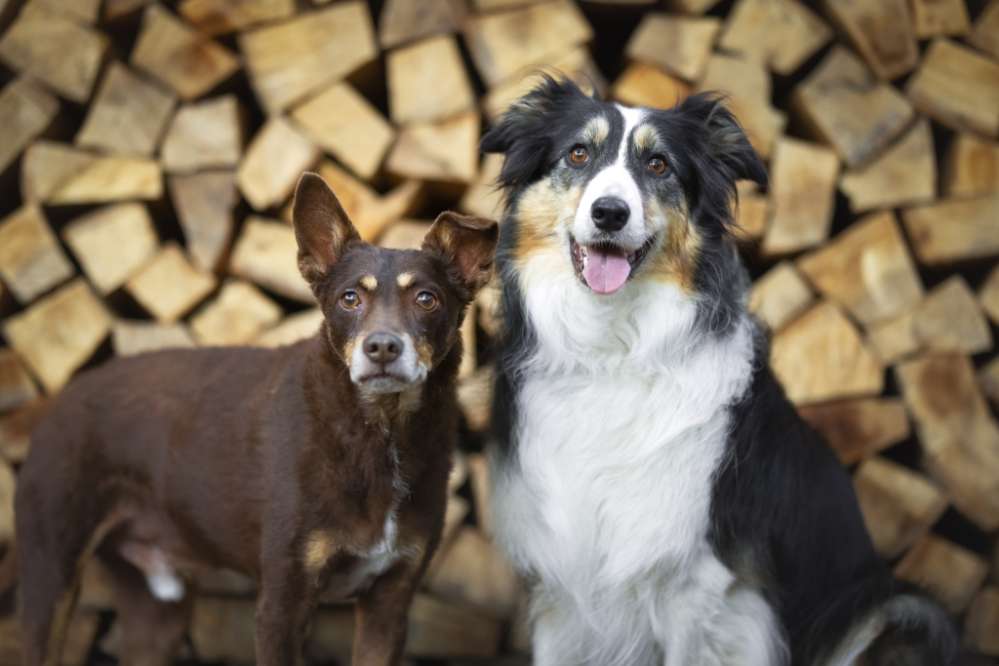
[{"left": 481, "top": 77, "right": 956, "bottom": 666}]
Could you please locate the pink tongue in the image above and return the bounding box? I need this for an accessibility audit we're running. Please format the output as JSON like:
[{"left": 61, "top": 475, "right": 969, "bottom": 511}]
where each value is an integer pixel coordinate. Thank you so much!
[{"left": 582, "top": 247, "right": 632, "bottom": 294}]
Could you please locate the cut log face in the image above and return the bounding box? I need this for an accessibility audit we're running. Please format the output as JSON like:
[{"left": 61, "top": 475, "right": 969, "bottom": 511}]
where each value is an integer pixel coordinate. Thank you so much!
[
  {"left": 426, "top": 527, "right": 519, "bottom": 620},
  {"left": 388, "top": 35, "right": 474, "bottom": 125},
  {"left": 62, "top": 203, "right": 159, "bottom": 295},
  {"left": 761, "top": 138, "right": 840, "bottom": 256},
  {"left": 237, "top": 117, "right": 319, "bottom": 211},
  {"left": 970, "top": 0, "right": 999, "bottom": 59},
  {"left": 895, "top": 534, "right": 989, "bottom": 613},
  {"left": 177, "top": 0, "right": 296, "bottom": 36},
  {"left": 238, "top": 2, "right": 377, "bottom": 113},
  {"left": 190, "top": 280, "right": 283, "bottom": 346},
  {"left": 839, "top": 120, "right": 936, "bottom": 213},
  {"left": 965, "top": 587, "right": 999, "bottom": 657},
  {"left": 76, "top": 62, "right": 175, "bottom": 157},
  {"left": 22, "top": 142, "right": 163, "bottom": 205},
  {"left": 979, "top": 356, "right": 999, "bottom": 407},
  {"left": 626, "top": 13, "right": 720, "bottom": 81},
  {"left": 796, "top": 211, "right": 923, "bottom": 326},
  {"left": 896, "top": 354, "right": 999, "bottom": 531},
  {"left": 459, "top": 304, "right": 477, "bottom": 379},
  {"left": 0, "top": 3, "right": 108, "bottom": 102},
  {"left": 799, "top": 398, "right": 910, "bottom": 466},
  {"left": 103, "top": 0, "right": 155, "bottom": 21},
  {"left": 168, "top": 171, "right": 238, "bottom": 273},
  {"left": 821, "top": 0, "right": 918, "bottom": 80},
  {"left": 459, "top": 153, "right": 505, "bottom": 220},
  {"left": 112, "top": 320, "right": 195, "bottom": 357},
  {"left": 230, "top": 216, "right": 313, "bottom": 303},
  {"left": 770, "top": 302, "right": 884, "bottom": 405},
  {"left": 378, "top": 0, "right": 466, "bottom": 49},
  {"left": 386, "top": 112, "right": 479, "bottom": 184},
  {"left": 406, "top": 594, "right": 502, "bottom": 658},
  {"left": 748, "top": 261, "right": 813, "bottom": 332},
  {"left": 161, "top": 95, "right": 242, "bottom": 174},
  {"left": 457, "top": 366, "right": 494, "bottom": 433},
  {"left": 0, "top": 349, "right": 38, "bottom": 413},
  {"left": 902, "top": 194, "right": 999, "bottom": 265},
  {"left": 792, "top": 47, "right": 914, "bottom": 168},
  {"left": 482, "top": 47, "right": 604, "bottom": 120},
  {"left": 464, "top": 0, "right": 593, "bottom": 87},
  {"left": 943, "top": 132, "right": 999, "bottom": 198},
  {"left": 909, "top": 0, "right": 970, "bottom": 38},
  {"left": 253, "top": 308, "right": 323, "bottom": 348},
  {"left": 980, "top": 266, "right": 999, "bottom": 326},
  {"left": 867, "top": 310, "right": 920, "bottom": 365},
  {"left": 379, "top": 220, "right": 432, "bottom": 250},
  {"left": 36, "top": 0, "right": 102, "bottom": 24},
  {"left": 611, "top": 62, "right": 690, "bottom": 110},
  {"left": 0, "top": 400, "right": 46, "bottom": 464},
  {"left": 0, "top": 77, "right": 59, "bottom": 175},
  {"left": 911, "top": 276, "right": 992, "bottom": 355},
  {"left": 906, "top": 38, "right": 999, "bottom": 138},
  {"left": 2, "top": 279, "right": 110, "bottom": 393},
  {"left": 291, "top": 83, "right": 394, "bottom": 181},
  {"left": 853, "top": 457, "right": 946, "bottom": 559},
  {"left": 190, "top": 598, "right": 256, "bottom": 663},
  {"left": 131, "top": 5, "right": 240, "bottom": 101},
  {"left": 718, "top": 0, "right": 831, "bottom": 75},
  {"left": 0, "top": 204, "right": 74, "bottom": 304},
  {"left": 126, "top": 243, "right": 216, "bottom": 323},
  {"left": 733, "top": 180, "right": 768, "bottom": 241}
]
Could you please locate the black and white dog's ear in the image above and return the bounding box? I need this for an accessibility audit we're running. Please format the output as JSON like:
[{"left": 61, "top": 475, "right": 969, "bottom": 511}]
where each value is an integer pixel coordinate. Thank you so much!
[
  {"left": 480, "top": 75, "right": 589, "bottom": 190},
  {"left": 680, "top": 93, "right": 767, "bottom": 189}
]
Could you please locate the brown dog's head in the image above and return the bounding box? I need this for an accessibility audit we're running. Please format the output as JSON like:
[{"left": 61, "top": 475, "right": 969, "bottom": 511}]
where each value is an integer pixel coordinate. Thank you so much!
[{"left": 292, "top": 173, "right": 498, "bottom": 396}]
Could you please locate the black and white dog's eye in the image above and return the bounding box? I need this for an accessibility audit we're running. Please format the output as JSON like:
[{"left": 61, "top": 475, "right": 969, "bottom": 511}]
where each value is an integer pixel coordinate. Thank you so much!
[
  {"left": 647, "top": 155, "right": 669, "bottom": 176},
  {"left": 568, "top": 144, "right": 589, "bottom": 166}
]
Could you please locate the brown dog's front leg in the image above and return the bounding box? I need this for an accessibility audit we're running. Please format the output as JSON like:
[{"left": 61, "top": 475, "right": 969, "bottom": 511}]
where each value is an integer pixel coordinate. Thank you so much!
[
  {"left": 352, "top": 560, "right": 424, "bottom": 666},
  {"left": 255, "top": 563, "right": 319, "bottom": 666}
]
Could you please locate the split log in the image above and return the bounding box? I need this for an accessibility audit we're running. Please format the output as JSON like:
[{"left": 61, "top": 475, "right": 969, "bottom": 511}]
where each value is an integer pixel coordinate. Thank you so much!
[
  {"left": 0, "top": 3, "right": 108, "bottom": 102},
  {"left": 459, "top": 154, "right": 505, "bottom": 220},
  {"left": 0, "top": 400, "right": 46, "bottom": 463},
  {"left": 896, "top": 353, "right": 999, "bottom": 531},
  {"left": 910, "top": 276, "right": 992, "bottom": 355},
  {"left": 610, "top": 62, "right": 689, "bottom": 110},
  {"left": 792, "top": 47, "right": 913, "bottom": 169},
  {"left": 965, "top": 587, "right": 999, "bottom": 657},
  {"left": 238, "top": 1, "right": 377, "bottom": 113},
  {"left": 980, "top": 266, "right": 999, "bottom": 326},
  {"left": 761, "top": 138, "right": 840, "bottom": 256},
  {"left": 0, "top": 204, "right": 74, "bottom": 304},
  {"left": 0, "top": 349, "right": 37, "bottom": 413},
  {"left": 748, "top": 262, "right": 813, "bottom": 332},
  {"left": 733, "top": 180, "right": 768, "bottom": 241},
  {"left": 798, "top": 398, "right": 910, "bottom": 466},
  {"left": 838, "top": 120, "right": 936, "bottom": 213},
  {"left": 969, "top": 0, "right": 999, "bottom": 60},
  {"left": 76, "top": 62, "right": 175, "bottom": 157},
  {"left": 457, "top": 366, "right": 494, "bottom": 433},
  {"left": 104, "top": 0, "right": 154, "bottom": 21},
  {"left": 476, "top": 281, "right": 502, "bottom": 338},
  {"left": 168, "top": 171, "right": 238, "bottom": 272},
  {"left": 853, "top": 457, "right": 946, "bottom": 559},
  {"left": 626, "top": 13, "right": 720, "bottom": 81},
  {"left": 253, "top": 308, "right": 323, "bottom": 348},
  {"left": 0, "top": 77, "right": 59, "bottom": 175},
  {"left": 895, "top": 535, "right": 988, "bottom": 614},
  {"left": 821, "top": 0, "right": 918, "bottom": 80},
  {"left": 291, "top": 82, "right": 394, "bottom": 181},
  {"left": 229, "top": 216, "right": 313, "bottom": 303},
  {"left": 386, "top": 112, "right": 479, "bottom": 184},
  {"left": 63, "top": 204, "right": 158, "bottom": 296},
  {"left": 666, "top": 0, "right": 718, "bottom": 11},
  {"left": 901, "top": 194, "right": 999, "bottom": 265},
  {"left": 460, "top": 305, "right": 477, "bottom": 379},
  {"left": 131, "top": 5, "right": 239, "bottom": 100},
  {"left": 979, "top": 357, "right": 999, "bottom": 407},
  {"left": 906, "top": 38, "right": 999, "bottom": 138},
  {"left": 378, "top": 0, "right": 466, "bottom": 49},
  {"left": 177, "top": 0, "right": 296, "bottom": 36},
  {"left": 718, "top": 0, "right": 831, "bottom": 75},
  {"left": 0, "top": 461, "right": 13, "bottom": 540},
  {"left": 770, "top": 302, "right": 883, "bottom": 405},
  {"left": 112, "top": 320, "right": 195, "bottom": 357},
  {"left": 467, "top": 453, "right": 494, "bottom": 536},
  {"left": 22, "top": 142, "right": 162, "bottom": 205},
  {"left": 190, "top": 597, "right": 256, "bottom": 663},
  {"left": 126, "top": 243, "right": 217, "bottom": 324},
  {"left": 796, "top": 211, "right": 923, "bottom": 326},
  {"left": 190, "top": 280, "right": 283, "bottom": 346},
  {"left": 943, "top": 132, "right": 999, "bottom": 198},
  {"left": 406, "top": 594, "right": 502, "bottom": 658},
  {"left": 387, "top": 35, "right": 474, "bottom": 125},
  {"left": 464, "top": 0, "right": 592, "bottom": 87},
  {"left": 866, "top": 311, "right": 919, "bottom": 365},
  {"left": 161, "top": 95, "right": 242, "bottom": 174},
  {"left": 482, "top": 47, "right": 604, "bottom": 120},
  {"left": 1, "top": 279, "right": 111, "bottom": 393},
  {"left": 36, "top": 0, "right": 101, "bottom": 24},
  {"left": 909, "top": 0, "right": 970, "bottom": 38},
  {"left": 426, "top": 527, "right": 519, "bottom": 619},
  {"left": 237, "top": 117, "right": 319, "bottom": 211}
]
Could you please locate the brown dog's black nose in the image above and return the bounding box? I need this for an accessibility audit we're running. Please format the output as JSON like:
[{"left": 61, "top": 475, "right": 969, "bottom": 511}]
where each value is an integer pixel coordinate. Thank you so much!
[
  {"left": 591, "top": 196, "right": 630, "bottom": 231},
  {"left": 363, "top": 332, "right": 403, "bottom": 364}
]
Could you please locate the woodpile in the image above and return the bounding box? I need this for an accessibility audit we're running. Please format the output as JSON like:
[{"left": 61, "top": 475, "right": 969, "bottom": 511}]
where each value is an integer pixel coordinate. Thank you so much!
[{"left": 0, "top": 0, "right": 997, "bottom": 663}]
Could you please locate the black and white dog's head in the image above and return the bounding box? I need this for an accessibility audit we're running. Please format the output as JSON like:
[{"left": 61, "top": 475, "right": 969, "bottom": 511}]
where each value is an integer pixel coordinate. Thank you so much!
[{"left": 482, "top": 78, "right": 766, "bottom": 359}]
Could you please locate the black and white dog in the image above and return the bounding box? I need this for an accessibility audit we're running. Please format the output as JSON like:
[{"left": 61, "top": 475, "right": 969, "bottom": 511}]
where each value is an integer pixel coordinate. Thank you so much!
[{"left": 481, "top": 78, "right": 956, "bottom": 666}]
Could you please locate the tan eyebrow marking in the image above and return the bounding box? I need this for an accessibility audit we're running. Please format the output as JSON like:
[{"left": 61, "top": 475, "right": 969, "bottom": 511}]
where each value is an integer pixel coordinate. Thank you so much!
[
  {"left": 583, "top": 116, "right": 610, "bottom": 145},
  {"left": 360, "top": 275, "right": 378, "bottom": 291},
  {"left": 397, "top": 272, "right": 415, "bottom": 288},
  {"left": 633, "top": 124, "right": 660, "bottom": 153}
]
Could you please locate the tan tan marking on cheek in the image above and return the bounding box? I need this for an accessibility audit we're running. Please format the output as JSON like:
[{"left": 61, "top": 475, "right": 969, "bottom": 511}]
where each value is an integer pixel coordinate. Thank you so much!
[
  {"left": 360, "top": 275, "right": 378, "bottom": 291},
  {"left": 343, "top": 337, "right": 357, "bottom": 366},
  {"left": 634, "top": 124, "right": 660, "bottom": 154},
  {"left": 416, "top": 338, "right": 434, "bottom": 368},
  {"left": 641, "top": 201, "right": 701, "bottom": 293},
  {"left": 583, "top": 116, "right": 610, "bottom": 146},
  {"left": 397, "top": 272, "right": 414, "bottom": 288},
  {"left": 513, "top": 180, "right": 582, "bottom": 269},
  {"left": 303, "top": 529, "right": 337, "bottom": 573}
]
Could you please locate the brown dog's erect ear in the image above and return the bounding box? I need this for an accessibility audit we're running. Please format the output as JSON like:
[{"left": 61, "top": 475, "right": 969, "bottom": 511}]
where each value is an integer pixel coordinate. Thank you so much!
[
  {"left": 422, "top": 212, "right": 499, "bottom": 293},
  {"left": 292, "top": 172, "right": 360, "bottom": 290}
]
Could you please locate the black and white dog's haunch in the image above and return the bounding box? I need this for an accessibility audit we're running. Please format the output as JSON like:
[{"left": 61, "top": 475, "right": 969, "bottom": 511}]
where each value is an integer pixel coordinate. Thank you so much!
[{"left": 481, "top": 78, "right": 956, "bottom": 666}]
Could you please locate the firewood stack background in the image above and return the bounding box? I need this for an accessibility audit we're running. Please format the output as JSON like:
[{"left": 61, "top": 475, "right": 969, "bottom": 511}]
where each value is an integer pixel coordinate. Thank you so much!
[{"left": 0, "top": 0, "right": 998, "bottom": 662}]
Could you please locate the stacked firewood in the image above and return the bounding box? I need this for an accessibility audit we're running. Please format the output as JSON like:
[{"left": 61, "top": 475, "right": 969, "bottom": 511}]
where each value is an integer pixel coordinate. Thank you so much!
[{"left": 0, "top": 0, "right": 997, "bottom": 663}]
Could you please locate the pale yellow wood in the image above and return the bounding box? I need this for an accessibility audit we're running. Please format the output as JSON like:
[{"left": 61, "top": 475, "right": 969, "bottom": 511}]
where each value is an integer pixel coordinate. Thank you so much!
[
  {"left": 839, "top": 120, "right": 935, "bottom": 213},
  {"left": 733, "top": 180, "right": 769, "bottom": 241},
  {"left": 980, "top": 357, "right": 999, "bottom": 407},
  {"left": 980, "top": 266, "right": 999, "bottom": 326},
  {"left": 379, "top": 220, "right": 432, "bottom": 250},
  {"left": 459, "top": 304, "right": 476, "bottom": 378},
  {"left": 457, "top": 366, "right": 494, "bottom": 433},
  {"left": 867, "top": 311, "right": 920, "bottom": 365},
  {"left": 254, "top": 309, "right": 323, "bottom": 348},
  {"left": 379, "top": 0, "right": 466, "bottom": 49},
  {"left": 896, "top": 535, "right": 988, "bottom": 613},
  {"left": 168, "top": 171, "right": 238, "bottom": 272},
  {"left": 482, "top": 47, "right": 604, "bottom": 121},
  {"left": 0, "top": 204, "right": 73, "bottom": 303},
  {"left": 112, "top": 320, "right": 195, "bottom": 356},
  {"left": 965, "top": 587, "right": 999, "bottom": 657},
  {"left": 178, "top": 0, "right": 295, "bottom": 36},
  {"left": 386, "top": 112, "right": 479, "bottom": 184},
  {"left": 944, "top": 132, "right": 999, "bottom": 198},
  {"left": 426, "top": 527, "right": 519, "bottom": 620},
  {"left": 906, "top": 38, "right": 999, "bottom": 138},
  {"left": 229, "top": 216, "right": 313, "bottom": 303},
  {"left": 237, "top": 117, "right": 319, "bottom": 211},
  {"left": 62, "top": 204, "right": 159, "bottom": 295},
  {"left": 0, "top": 460, "right": 15, "bottom": 546},
  {"left": 2, "top": 279, "right": 111, "bottom": 393},
  {"left": 388, "top": 35, "right": 474, "bottom": 125},
  {"left": 0, "top": 349, "right": 38, "bottom": 413},
  {"left": 911, "top": 276, "right": 992, "bottom": 355},
  {"left": 36, "top": 0, "right": 101, "bottom": 24},
  {"left": 902, "top": 194, "right": 999, "bottom": 265},
  {"left": 190, "top": 280, "right": 283, "bottom": 346},
  {"left": 748, "top": 262, "right": 813, "bottom": 332},
  {"left": 22, "top": 142, "right": 162, "bottom": 205},
  {"left": 161, "top": 95, "right": 242, "bottom": 174},
  {"left": 611, "top": 62, "right": 689, "bottom": 110},
  {"left": 126, "top": 243, "right": 217, "bottom": 323},
  {"left": 666, "top": 0, "right": 718, "bottom": 12},
  {"left": 969, "top": 0, "right": 999, "bottom": 60},
  {"left": 626, "top": 14, "right": 720, "bottom": 82},
  {"left": 104, "top": 0, "right": 154, "bottom": 20},
  {"left": 459, "top": 154, "right": 505, "bottom": 220},
  {"left": 800, "top": 399, "right": 909, "bottom": 466},
  {"left": 131, "top": 5, "right": 240, "bottom": 101},
  {"left": 718, "top": 0, "right": 831, "bottom": 75},
  {"left": 909, "top": 0, "right": 970, "bottom": 37},
  {"left": 239, "top": 2, "right": 377, "bottom": 113},
  {"left": 0, "top": 77, "right": 59, "bottom": 174},
  {"left": 822, "top": 0, "right": 918, "bottom": 80}
]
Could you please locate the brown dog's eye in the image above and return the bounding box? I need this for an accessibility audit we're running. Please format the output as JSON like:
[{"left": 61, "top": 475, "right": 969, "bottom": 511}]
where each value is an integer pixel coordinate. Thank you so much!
[
  {"left": 568, "top": 144, "right": 589, "bottom": 166},
  {"left": 415, "top": 291, "right": 438, "bottom": 311},
  {"left": 340, "top": 290, "right": 361, "bottom": 310},
  {"left": 647, "top": 155, "right": 669, "bottom": 176}
]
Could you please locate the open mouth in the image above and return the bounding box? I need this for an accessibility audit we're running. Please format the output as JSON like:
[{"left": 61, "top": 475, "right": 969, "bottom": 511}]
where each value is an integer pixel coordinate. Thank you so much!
[{"left": 570, "top": 235, "right": 657, "bottom": 295}]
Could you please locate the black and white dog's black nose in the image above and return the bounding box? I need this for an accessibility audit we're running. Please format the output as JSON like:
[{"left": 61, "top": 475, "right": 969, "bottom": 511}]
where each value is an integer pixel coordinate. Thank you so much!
[{"left": 591, "top": 196, "right": 630, "bottom": 232}]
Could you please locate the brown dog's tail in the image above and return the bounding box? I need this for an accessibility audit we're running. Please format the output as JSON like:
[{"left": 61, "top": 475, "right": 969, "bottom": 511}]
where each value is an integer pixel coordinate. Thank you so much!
[{"left": 0, "top": 544, "right": 17, "bottom": 616}]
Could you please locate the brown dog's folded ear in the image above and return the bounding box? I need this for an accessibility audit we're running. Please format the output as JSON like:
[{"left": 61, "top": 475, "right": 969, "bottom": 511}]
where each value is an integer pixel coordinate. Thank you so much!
[
  {"left": 422, "top": 211, "right": 499, "bottom": 293},
  {"left": 292, "top": 173, "right": 360, "bottom": 291}
]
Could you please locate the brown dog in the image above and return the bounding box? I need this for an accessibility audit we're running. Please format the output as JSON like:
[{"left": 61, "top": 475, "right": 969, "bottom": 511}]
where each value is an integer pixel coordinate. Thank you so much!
[{"left": 11, "top": 173, "right": 498, "bottom": 666}]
